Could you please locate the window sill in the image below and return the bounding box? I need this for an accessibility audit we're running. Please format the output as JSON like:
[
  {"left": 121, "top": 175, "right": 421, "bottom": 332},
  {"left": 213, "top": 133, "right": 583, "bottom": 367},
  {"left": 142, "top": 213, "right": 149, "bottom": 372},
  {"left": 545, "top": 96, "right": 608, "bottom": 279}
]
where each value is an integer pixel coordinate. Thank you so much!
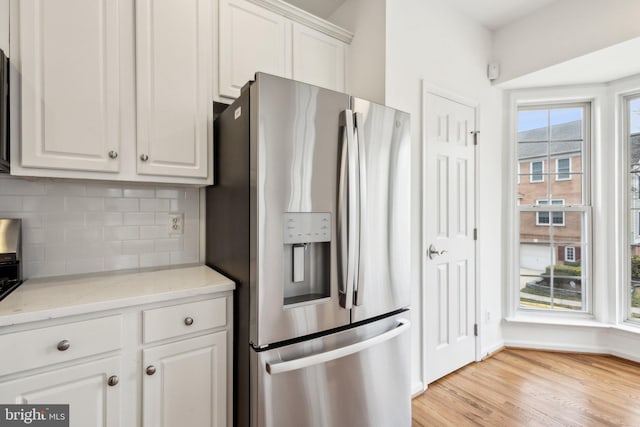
[
  {"left": 505, "top": 314, "right": 609, "bottom": 329},
  {"left": 611, "top": 323, "right": 640, "bottom": 335},
  {"left": 506, "top": 315, "right": 640, "bottom": 335}
]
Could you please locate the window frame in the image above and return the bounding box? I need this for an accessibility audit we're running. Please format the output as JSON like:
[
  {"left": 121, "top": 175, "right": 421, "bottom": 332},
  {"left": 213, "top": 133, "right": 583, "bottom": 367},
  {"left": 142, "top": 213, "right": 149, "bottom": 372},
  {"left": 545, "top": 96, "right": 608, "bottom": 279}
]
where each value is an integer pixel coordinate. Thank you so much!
[
  {"left": 514, "top": 101, "right": 592, "bottom": 315},
  {"left": 555, "top": 157, "right": 571, "bottom": 181},
  {"left": 623, "top": 93, "right": 640, "bottom": 325},
  {"left": 535, "top": 199, "right": 565, "bottom": 226},
  {"left": 565, "top": 246, "right": 576, "bottom": 263},
  {"left": 529, "top": 160, "right": 544, "bottom": 183}
]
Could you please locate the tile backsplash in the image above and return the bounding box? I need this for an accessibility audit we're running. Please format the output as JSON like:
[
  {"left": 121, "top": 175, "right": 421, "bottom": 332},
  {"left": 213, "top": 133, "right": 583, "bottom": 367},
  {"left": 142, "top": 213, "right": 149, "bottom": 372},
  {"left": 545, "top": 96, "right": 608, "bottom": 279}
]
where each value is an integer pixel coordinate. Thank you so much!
[{"left": 0, "top": 176, "right": 200, "bottom": 279}]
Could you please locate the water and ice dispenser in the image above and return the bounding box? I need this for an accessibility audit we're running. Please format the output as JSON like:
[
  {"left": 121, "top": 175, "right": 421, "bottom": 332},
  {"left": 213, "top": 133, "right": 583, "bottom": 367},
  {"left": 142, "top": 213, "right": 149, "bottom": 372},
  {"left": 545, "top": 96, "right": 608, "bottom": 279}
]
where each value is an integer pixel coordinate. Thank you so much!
[{"left": 282, "top": 213, "right": 331, "bottom": 306}]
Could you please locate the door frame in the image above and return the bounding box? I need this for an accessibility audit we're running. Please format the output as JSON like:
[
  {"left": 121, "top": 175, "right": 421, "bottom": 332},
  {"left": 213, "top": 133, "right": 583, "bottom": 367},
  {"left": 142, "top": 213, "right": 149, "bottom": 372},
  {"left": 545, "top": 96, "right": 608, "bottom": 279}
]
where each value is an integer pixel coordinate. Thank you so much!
[{"left": 420, "top": 81, "right": 480, "bottom": 389}]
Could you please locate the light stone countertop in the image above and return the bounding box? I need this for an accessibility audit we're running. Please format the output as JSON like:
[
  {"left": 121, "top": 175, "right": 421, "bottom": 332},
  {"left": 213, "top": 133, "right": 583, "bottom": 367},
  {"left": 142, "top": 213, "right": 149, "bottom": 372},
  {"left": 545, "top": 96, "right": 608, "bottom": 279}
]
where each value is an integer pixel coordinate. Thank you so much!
[{"left": 0, "top": 265, "right": 235, "bottom": 327}]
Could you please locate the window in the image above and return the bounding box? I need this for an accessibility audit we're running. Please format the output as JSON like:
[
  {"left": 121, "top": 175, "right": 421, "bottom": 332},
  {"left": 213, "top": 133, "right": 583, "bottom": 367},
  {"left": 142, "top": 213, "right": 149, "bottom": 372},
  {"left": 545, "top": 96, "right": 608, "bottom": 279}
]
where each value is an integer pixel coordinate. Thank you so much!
[
  {"left": 516, "top": 104, "right": 589, "bottom": 312},
  {"left": 536, "top": 199, "right": 565, "bottom": 226},
  {"left": 556, "top": 158, "right": 571, "bottom": 180},
  {"left": 626, "top": 94, "right": 640, "bottom": 323},
  {"left": 530, "top": 161, "right": 544, "bottom": 183}
]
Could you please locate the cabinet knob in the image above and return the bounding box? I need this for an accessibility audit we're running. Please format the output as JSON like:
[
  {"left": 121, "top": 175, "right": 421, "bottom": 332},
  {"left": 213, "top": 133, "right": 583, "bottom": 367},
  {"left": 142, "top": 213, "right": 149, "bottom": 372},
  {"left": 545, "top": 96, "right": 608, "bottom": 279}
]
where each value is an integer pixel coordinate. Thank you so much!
[
  {"left": 57, "top": 339, "right": 70, "bottom": 351},
  {"left": 108, "top": 150, "right": 118, "bottom": 159},
  {"left": 146, "top": 365, "right": 156, "bottom": 376},
  {"left": 140, "top": 154, "right": 149, "bottom": 162},
  {"left": 184, "top": 317, "right": 194, "bottom": 326},
  {"left": 108, "top": 375, "right": 119, "bottom": 387}
]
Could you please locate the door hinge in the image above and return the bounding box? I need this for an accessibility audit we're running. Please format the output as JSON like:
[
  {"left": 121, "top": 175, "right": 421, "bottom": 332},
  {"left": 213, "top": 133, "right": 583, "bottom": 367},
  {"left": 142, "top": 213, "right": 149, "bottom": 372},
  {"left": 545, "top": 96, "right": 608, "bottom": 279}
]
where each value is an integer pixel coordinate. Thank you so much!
[
  {"left": 474, "top": 323, "right": 478, "bottom": 337},
  {"left": 473, "top": 228, "right": 477, "bottom": 240},
  {"left": 471, "top": 130, "right": 480, "bottom": 145}
]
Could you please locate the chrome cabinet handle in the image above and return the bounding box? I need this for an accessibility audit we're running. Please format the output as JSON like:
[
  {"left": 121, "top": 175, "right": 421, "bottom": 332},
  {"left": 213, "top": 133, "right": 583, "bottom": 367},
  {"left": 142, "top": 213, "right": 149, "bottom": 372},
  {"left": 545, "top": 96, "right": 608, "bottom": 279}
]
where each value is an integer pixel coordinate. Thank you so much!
[
  {"left": 57, "top": 340, "right": 70, "bottom": 351},
  {"left": 184, "top": 317, "right": 194, "bottom": 326},
  {"left": 146, "top": 365, "right": 156, "bottom": 376},
  {"left": 108, "top": 150, "right": 118, "bottom": 159},
  {"left": 108, "top": 375, "right": 119, "bottom": 386},
  {"left": 140, "top": 154, "right": 149, "bottom": 162},
  {"left": 427, "top": 244, "right": 447, "bottom": 260}
]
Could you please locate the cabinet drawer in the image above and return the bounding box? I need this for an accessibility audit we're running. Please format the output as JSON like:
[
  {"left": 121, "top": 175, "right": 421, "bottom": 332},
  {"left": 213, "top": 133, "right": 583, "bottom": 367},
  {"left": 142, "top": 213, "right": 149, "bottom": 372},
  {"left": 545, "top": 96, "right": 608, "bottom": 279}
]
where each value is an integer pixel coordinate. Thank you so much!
[
  {"left": 143, "top": 298, "right": 227, "bottom": 343},
  {"left": 0, "top": 315, "right": 122, "bottom": 377}
]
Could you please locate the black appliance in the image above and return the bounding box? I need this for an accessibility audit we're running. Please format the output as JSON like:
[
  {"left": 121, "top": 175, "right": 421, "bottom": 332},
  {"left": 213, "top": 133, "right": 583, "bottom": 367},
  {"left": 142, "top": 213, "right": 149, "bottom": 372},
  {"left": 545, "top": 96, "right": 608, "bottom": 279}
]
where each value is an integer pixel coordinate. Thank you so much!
[
  {"left": 0, "top": 48, "right": 8, "bottom": 172},
  {"left": 0, "top": 218, "right": 23, "bottom": 300}
]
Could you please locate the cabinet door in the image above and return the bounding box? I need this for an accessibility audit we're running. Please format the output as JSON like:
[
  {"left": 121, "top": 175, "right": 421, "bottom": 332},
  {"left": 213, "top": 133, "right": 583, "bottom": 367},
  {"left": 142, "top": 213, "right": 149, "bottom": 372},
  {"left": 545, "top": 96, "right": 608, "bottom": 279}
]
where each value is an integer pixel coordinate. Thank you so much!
[
  {"left": 143, "top": 331, "right": 227, "bottom": 427},
  {"left": 292, "top": 23, "right": 346, "bottom": 93},
  {"left": 219, "top": 0, "right": 291, "bottom": 99},
  {"left": 16, "top": 0, "right": 121, "bottom": 172},
  {"left": 0, "top": 357, "right": 121, "bottom": 427},
  {"left": 136, "top": 0, "right": 211, "bottom": 178}
]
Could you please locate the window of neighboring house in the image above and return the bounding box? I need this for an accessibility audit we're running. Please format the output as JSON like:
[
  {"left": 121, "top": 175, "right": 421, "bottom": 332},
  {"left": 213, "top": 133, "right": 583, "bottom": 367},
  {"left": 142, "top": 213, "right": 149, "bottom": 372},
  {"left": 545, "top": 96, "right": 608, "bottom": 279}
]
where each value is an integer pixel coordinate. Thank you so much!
[
  {"left": 530, "top": 161, "right": 544, "bottom": 183},
  {"left": 556, "top": 157, "right": 571, "bottom": 180},
  {"left": 626, "top": 94, "right": 640, "bottom": 323},
  {"left": 536, "top": 199, "right": 565, "bottom": 226},
  {"left": 516, "top": 103, "right": 589, "bottom": 312}
]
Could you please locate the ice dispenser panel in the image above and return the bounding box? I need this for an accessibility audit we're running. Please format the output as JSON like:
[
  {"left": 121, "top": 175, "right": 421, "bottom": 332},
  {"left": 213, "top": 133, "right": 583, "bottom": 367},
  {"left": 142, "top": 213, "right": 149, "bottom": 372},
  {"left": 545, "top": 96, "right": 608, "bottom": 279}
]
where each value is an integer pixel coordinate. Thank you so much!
[{"left": 283, "top": 213, "right": 331, "bottom": 307}]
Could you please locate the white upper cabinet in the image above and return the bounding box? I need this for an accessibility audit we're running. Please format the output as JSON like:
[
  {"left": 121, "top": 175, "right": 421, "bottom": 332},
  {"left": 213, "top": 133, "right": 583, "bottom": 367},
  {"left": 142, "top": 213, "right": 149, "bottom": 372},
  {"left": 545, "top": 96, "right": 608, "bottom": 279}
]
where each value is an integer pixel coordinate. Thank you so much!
[
  {"left": 17, "top": 0, "right": 121, "bottom": 173},
  {"left": 136, "top": 0, "right": 212, "bottom": 178},
  {"left": 218, "top": 0, "right": 291, "bottom": 99},
  {"left": 292, "top": 23, "right": 346, "bottom": 93},
  {"left": 10, "top": 0, "right": 212, "bottom": 185},
  {"left": 216, "top": 0, "right": 352, "bottom": 100}
]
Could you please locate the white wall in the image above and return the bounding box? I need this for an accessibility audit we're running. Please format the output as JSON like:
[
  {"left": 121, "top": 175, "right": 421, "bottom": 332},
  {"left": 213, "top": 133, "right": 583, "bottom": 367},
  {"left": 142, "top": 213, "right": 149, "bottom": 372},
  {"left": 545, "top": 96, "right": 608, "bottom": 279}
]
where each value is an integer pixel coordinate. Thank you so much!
[
  {"left": 328, "top": 0, "right": 386, "bottom": 104},
  {"left": 384, "top": 0, "right": 504, "bottom": 392},
  {"left": 493, "top": 0, "right": 640, "bottom": 84}
]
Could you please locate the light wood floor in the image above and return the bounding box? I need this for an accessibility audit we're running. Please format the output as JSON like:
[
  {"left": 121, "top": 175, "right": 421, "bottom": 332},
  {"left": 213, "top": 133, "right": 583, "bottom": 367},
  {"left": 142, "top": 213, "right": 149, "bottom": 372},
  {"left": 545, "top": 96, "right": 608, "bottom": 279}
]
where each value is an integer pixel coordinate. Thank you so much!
[{"left": 412, "top": 348, "right": 640, "bottom": 427}]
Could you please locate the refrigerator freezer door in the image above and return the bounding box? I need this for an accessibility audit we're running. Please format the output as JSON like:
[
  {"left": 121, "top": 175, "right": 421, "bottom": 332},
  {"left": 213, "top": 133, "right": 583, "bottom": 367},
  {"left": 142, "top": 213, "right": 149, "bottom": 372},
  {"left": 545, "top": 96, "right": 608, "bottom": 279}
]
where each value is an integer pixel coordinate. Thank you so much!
[
  {"left": 252, "top": 313, "right": 411, "bottom": 427},
  {"left": 251, "top": 74, "right": 351, "bottom": 347},
  {"left": 351, "top": 99, "right": 411, "bottom": 322}
]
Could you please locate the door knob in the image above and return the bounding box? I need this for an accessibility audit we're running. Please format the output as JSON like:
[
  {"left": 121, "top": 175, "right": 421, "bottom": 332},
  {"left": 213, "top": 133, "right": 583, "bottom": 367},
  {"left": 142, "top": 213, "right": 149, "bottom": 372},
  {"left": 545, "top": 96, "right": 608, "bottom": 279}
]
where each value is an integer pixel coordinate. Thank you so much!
[
  {"left": 427, "top": 244, "right": 447, "bottom": 260},
  {"left": 146, "top": 365, "right": 157, "bottom": 376}
]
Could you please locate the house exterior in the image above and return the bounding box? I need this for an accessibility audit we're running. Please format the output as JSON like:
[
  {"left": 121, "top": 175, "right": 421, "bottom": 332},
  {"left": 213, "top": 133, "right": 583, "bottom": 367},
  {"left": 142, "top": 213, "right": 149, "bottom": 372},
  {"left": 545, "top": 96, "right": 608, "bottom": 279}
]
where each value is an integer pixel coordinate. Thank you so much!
[{"left": 517, "top": 120, "right": 583, "bottom": 270}]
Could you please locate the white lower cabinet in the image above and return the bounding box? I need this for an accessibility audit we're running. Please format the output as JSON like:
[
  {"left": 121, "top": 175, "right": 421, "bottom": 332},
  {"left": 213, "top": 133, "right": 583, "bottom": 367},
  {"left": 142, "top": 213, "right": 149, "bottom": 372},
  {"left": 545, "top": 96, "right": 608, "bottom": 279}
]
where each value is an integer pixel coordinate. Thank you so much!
[
  {"left": 0, "top": 293, "right": 232, "bottom": 427},
  {"left": 0, "top": 357, "right": 122, "bottom": 427},
  {"left": 142, "top": 332, "right": 227, "bottom": 427}
]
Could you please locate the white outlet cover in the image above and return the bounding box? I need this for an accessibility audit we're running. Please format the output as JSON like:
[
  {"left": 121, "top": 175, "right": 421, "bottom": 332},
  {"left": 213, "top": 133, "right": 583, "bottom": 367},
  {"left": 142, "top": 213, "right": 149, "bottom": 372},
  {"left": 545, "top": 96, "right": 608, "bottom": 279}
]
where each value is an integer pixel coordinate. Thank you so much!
[{"left": 168, "top": 213, "right": 184, "bottom": 235}]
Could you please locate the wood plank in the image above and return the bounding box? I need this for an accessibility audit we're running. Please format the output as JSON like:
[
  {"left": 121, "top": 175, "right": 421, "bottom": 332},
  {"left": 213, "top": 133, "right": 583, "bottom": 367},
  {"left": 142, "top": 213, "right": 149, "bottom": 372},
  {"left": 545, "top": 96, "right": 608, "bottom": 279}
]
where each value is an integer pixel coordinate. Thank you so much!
[{"left": 413, "top": 348, "right": 640, "bottom": 426}]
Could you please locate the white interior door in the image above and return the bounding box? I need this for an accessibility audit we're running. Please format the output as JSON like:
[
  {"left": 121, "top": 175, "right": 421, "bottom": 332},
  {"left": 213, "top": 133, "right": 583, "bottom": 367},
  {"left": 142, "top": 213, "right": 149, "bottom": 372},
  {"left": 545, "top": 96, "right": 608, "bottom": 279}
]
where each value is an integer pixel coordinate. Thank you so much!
[{"left": 423, "top": 91, "right": 477, "bottom": 384}]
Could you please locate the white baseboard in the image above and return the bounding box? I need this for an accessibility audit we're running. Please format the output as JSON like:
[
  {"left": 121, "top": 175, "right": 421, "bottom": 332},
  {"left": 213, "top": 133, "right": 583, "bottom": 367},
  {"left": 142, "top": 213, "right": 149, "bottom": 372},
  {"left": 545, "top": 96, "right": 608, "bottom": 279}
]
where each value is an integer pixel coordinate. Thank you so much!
[
  {"left": 411, "top": 381, "right": 426, "bottom": 398},
  {"left": 504, "top": 339, "right": 609, "bottom": 354},
  {"left": 480, "top": 341, "right": 505, "bottom": 359}
]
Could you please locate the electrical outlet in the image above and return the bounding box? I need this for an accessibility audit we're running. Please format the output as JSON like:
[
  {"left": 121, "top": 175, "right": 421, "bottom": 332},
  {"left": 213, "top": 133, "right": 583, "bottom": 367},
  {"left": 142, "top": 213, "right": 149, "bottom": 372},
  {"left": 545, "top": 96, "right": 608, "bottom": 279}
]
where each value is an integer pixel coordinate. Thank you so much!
[
  {"left": 485, "top": 311, "right": 491, "bottom": 322},
  {"left": 168, "top": 213, "right": 184, "bottom": 235}
]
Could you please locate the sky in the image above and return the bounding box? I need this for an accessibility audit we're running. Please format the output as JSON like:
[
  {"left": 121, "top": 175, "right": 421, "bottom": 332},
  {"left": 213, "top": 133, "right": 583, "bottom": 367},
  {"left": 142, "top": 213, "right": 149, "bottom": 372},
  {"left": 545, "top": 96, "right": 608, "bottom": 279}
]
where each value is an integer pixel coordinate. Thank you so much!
[
  {"left": 519, "top": 102, "right": 640, "bottom": 134},
  {"left": 518, "top": 108, "right": 582, "bottom": 133}
]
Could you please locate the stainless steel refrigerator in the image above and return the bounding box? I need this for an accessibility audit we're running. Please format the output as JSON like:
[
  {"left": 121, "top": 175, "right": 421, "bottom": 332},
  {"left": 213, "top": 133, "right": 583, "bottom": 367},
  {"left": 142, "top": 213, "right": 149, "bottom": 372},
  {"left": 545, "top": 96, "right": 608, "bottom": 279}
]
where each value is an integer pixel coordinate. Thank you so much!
[{"left": 206, "top": 73, "right": 411, "bottom": 427}]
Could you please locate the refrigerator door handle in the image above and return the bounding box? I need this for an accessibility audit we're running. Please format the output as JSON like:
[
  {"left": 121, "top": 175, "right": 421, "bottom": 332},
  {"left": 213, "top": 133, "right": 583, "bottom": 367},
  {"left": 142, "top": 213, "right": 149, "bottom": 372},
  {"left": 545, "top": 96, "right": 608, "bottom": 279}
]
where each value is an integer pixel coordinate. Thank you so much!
[
  {"left": 338, "top": 110, "right": 359, "bottom": 310},
  {"left": 266, "top": 318, "right": 410, "bottom": 375},
  {"left": 353, "top": 112, "right": 365, "bottom": 306}
]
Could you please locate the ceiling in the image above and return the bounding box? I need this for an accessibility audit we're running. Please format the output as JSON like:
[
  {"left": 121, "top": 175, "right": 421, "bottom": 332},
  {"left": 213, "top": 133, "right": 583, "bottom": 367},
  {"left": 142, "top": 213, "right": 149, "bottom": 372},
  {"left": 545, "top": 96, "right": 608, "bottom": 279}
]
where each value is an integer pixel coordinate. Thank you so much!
[
  {"left": 498, "top": 36, "right": 640, "bottom": 89},
  {"left": 444, "top": 0, "right": 560, "bottom": 30},
  {"left": 282, "top": 0, "right": 562, "bottom": 30}
]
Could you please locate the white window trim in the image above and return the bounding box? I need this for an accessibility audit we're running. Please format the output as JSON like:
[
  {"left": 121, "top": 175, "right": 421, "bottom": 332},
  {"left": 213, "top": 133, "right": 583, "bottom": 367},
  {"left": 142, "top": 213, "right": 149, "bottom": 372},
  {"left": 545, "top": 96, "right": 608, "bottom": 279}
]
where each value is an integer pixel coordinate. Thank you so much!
[
  {"left": 622, "top": 90, "right": 640, "bottom": 326},
  {"left": 535, "top": 199, "right": 566, "bottom": 226},
  {"left": 565, "top": 246, "right": 576, "bottom": 262},
  {"left": 511, "top": 93, "right": 594, "bottom": 320},
  {"left": 555, "top": 157, "right": 571, "bottom": 181},
  {"left": 530, "top": 160, "right": 544, "bottom": 183}
]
